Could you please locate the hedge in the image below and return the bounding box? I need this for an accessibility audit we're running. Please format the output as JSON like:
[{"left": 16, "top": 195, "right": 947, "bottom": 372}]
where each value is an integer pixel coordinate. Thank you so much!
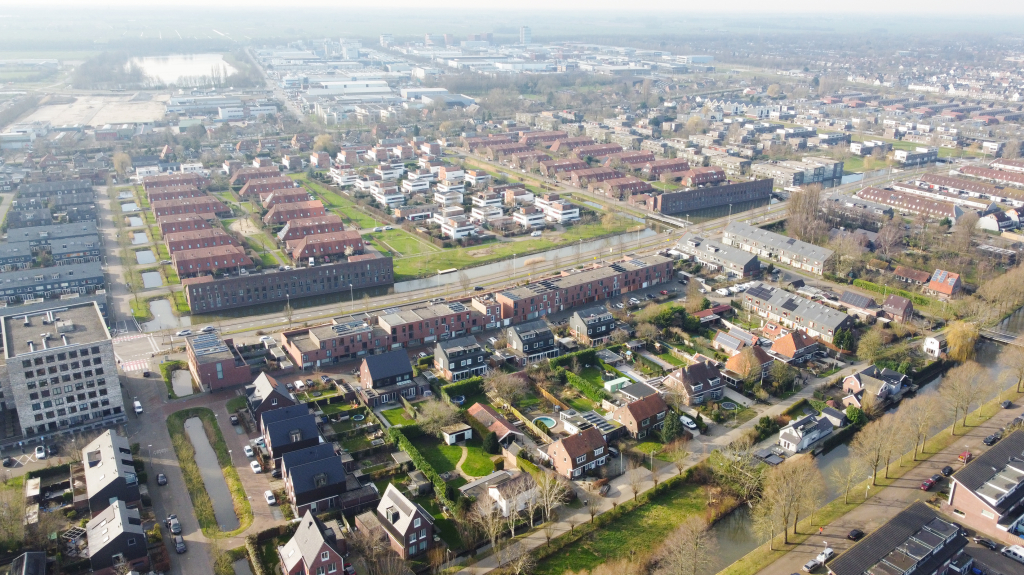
[
  {"left": 549, "top": 348, "right": 598, "bottom": 369},
  {"left": 387, "top": 427, "right": 459, "bottom": 510},
  {"left": 820, "top": 422, "right": 860, "bottom": 453},
  {"left": 783, "top": 398, "right": 810, "bottom": 417},
  {"left": 28, "top": 463, "right": 71, "bottom": 480},
  {"left": 565, "top": 371, "right": 610, "bottom": 403},
  {"left": 852, "top": 279, "right": 931, "bottom": 307},
  {"left": 439, "top": 377, "right": 484, "bottom": 402}
]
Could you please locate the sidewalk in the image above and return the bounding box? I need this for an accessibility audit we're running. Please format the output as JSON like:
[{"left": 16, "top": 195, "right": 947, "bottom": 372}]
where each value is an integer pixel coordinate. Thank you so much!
[{"left": 458, "top": 362, "right": 863, "bottom": 575}]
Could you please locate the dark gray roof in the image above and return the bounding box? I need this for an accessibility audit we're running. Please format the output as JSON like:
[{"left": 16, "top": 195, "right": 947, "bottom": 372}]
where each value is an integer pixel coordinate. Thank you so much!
[
  {"left": 362, "top": 349, "right": 413, "bottom": 381},
  {"left": 289, "top": 455, "right": 347, "bottom": 495},
  {"left": 260, "top": 404, "right": 309, "bottom": 429},
  {"left": 19, "top": 179, "right": 92, "bottom": 195},
  {"left": 951, "top": 430, "right": 1024, "bottom": 494},
  {"left": 573, "top": 306, "right": 615, "bottom": 325},
  {"left": 839, "top": 290, "right": 877, "bottom": 310},
  {"left": 282, "top": 443, "right": 337, "bottom": 471},
  {"left": 265, "top": 415, "right": 320, "bottom": 450},
  {"left": 828, "top": 502, "right": 966, "bottom": 575},
  {"left": 10, "top": 551, "right": 47, "bottom": 575},
  {"left": 438, "top": 335, "right": 484, "bottom": 355},
  {"left": 619, "top": 382, "right": 658, "bottom": 399},
  {"left": 512, "top": 319, "right": 553, "bottom": 338}
]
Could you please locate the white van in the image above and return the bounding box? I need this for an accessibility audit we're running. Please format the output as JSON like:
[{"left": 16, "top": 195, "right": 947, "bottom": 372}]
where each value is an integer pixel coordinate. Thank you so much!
[
  {"left": 133, "top": 401, "right": 143, "bottom": 414},
  {"left": 1003, "top": 545, "right": 1024, "bottom": 565},
  {"left": 294, "top": 380, "right": 306, "bottom": 391}
]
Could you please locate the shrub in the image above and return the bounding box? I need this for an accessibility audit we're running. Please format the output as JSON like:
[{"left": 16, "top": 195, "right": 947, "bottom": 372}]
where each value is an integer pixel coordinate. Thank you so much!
[
  {"left": 549, "top": 348, "right": 598, "bottom": 369},
  {"left": 482, "top": 431, "right": 499, "bottom": 454},
  {"left": 565, "top": 371, "right": 610, "bottom": 403},
  {"left": 439, "top": 377, "right": 484, "bottom": 401},
  {"left": 387, "top": 427, "right": 459, "bottom": 510}
]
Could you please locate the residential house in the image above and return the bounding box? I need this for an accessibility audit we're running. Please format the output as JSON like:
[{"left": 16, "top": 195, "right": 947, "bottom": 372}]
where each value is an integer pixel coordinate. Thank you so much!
[
  {"left": 278, "top": 511, "right": 347, "bottom": 575},
  {"left": 468, "top": 403, "right": 525, "bottom": 446},
  {"left": 944, "top": 430, "right": 1024, "bottom": 546},
  {"left": 842, "top": 364, "right": 909, "bottom": 410},
  {"left": 86, "top": 501, "right": 148, "bottom": 575},
  {"left": 507, "top": 320, "right": 559, "bottom": 366},
  {"left": 894, "top": 266, "right": 931, "bottom": 285},
  {"left": 883, "top": 295, "right": 914, "bottom": 323},
  {"left": 281, "top": 443, "right": 348, "bottom": 516},
  {"left": 778, "top": 414, "right": 832, "bottom": 452},
  {"left": 712, "top": 325, "right": 758, "bottom": 356},
  {"left": 923, "top": 332, "right": 948, "bottom": 358},
  {"left": 487, "top": 471, "right": 539, "bottom": 517},
  {"left": 664, "top": 361, "right": 724, "bottom": 406},
  {"left": 838, "top": 290, "right": 881, "bottom": 320},
  {"left": 541, "top": 427, "right": 609, "bottom": 479},
  {"left": 362, "top": 484, "right": 434, "bottom": 559},
  {"left": 80, "top": 430, "right": 141, "bottom": 516},
  {"left": 722, "top": 345, "right": 774, "bottom": 388},
  {"left": 612, "top": 394, "right": 669, "bottom": 439},
  {"left": 435, "top": 336, "right": 488, "bottom": 381},
  {"left": 568, "top": 307, "right": 616, "bottom": 346},
  {"left": 246, "top": 372, "right": 297, "bottom": 422},
  {"left": 358, "top": 350, "right": 429, "bottom": 408},
  {"left": 827, "top": 502, "right": 969, "bottom": 575},
  {"left": 927, "top": 269, "right": 962, "bottom": 298},
  {"left": 676, "top": 234, "right": 760, "bottom": 277},
  {"left": 742, "top": 283, "right": 854, "bottom": 344},
  {"left": 263, "top": 413, "right": 322, "bottom": 464},
  {"left": 722, "top": 222, "right": 834, "bottom": 275},
  {"left": 770, "top": 331, "right": 819, "bottom": 362}
]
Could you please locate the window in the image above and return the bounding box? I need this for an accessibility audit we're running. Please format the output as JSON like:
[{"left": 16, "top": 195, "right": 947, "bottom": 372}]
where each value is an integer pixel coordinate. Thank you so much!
[
  {"left": 127, "top": 538, "right": 137, "bottom": 546},
  {"left": 328, "top": 563, "right": 337, "bottom": 574},
  {"left": 414, "top": 518, "right": 421, "bottom": 528},
  {"left": 321, "top": 551, "right": 330, "bottom": 561},
  {"left": 575, "top": 455, "right": 586, "bottom": 464},
  {"left": 317, "top": 567, "right": 326, "bottom": 575}
]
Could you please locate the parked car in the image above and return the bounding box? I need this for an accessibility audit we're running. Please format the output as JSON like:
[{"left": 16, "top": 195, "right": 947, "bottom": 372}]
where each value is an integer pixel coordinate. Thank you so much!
[
  {"left": 974, "top": 537, "right": 1000, "bottom": 550},
  {"left": 614, "top": 303, "right": 624, "bottom": 309},
  {"left": 530, "top": 231, "right": 542, "bottom": 237},
  {"left": 847, "top": 529, "right": 864, "bottom": 541},
  {"left": 645, "top": 293, "right": 657, "bottom": 300},
  {"left": 930, "top": 474, "right": 943, "bottom": 484},
  {"left": 264, "top": 490, "right": 276, "bottom": 505},
  {"left": 1002, "top": 401, "right": 1013, "bottom": 409},
  {"left": 384, "top": 226, "right": 393, "bottom": 231},
  {"left": 229, "top": 414, "right": 239, "bottom": 425},
  {"left": 959, "top": 451, "right": 972, "bottom": 463},
  {"left": 698, "top": 288, "right": 708, "bottom": 294},
  {"left": 984, "top": 434, "right": 1000, "bottom": 446},
  {"left": 2, "top": 457, "right": 14, "bottom": 467},
  {"left": 920, "top": 478, "right": 936, "bottom": 490},
  {"left": 35, "top": 445, "right": 46, "bottom": 460},
  {"left": 305, "top": 378, "right": 314, "bottom": 387},
  {"left": 167, "top": 516, "right": 182, "bottom": 535},
  {"left": 418, "top": 352, "right": 428, "bottom": 358},
  {"left": 134, "top": 400, "right": 143, "bottom": 414},
  {"left": 285, "top": 382, "right": 294, "bottom": 391},
  {"left": 243, "top": 445, "right": 254, "bottom": 457},
  {"left": 200, "top": 326, "right": 216, "bottom": 333},
  {"left": 254, "top": 437, "right": 266, "bottom": 448},
  {"left": 176, "top": 329, "right": 192, "bottom": 336},
  {"left": 259, "top": 335, "right": 275, "bottom": 344},
  {"left": 174, "top": 535, "right": 187, "bottom": 554},
  {"left": 271, "top": 469, "right": 282, "bottom": 479},
  {"left": 941, "top": 466, "right": 954, "bottom": 477},
  {"left": 660, "top": 290, "right": 668, "bottom": 295},
  {"left": 372, "top": 227, "right": 382, "bottom": 232},
  {"left": 156, "top": 473, "right": 168, "bottom": 486},
  {"left": 598, "top": 483, "right": 611, "bottom": 497},
  {"left": 142, "top": 371, "right": 151, "bottom": 377},
  {"left": 320, "top": 375, "right": 331, "bottom": 383},
  {"left": 250, "top": 461, "right": 262, "bottom": 474},
  {"left": 487, "top": 337, "right": 498, "bottom": 345},
  {"left": 679, "top": 415, "right": 697, "bottom": 430},
  {"left": 294, "top": 380, "right": 306, "bottom": 391},
  {"left": 47, "top": 444, "right": 59, "bottom": 456}
]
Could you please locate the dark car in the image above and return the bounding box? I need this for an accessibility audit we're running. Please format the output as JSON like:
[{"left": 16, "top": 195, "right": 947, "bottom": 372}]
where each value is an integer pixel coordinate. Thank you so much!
[
  {"left": 47, "top": 444, "right": 59, "bottom": 456},
  {"left": 167, "top": 516, "right": 182, "bottom": 535},
  {"left": 143, "top": 371, "right": 151, "bottom": 377},
  {"left": 320, "top": 375, "right": 331, "bottom": 383},
  {"left": 174, "top": 535, "right": 187, "bottom": 554},
  {"left": 984, "top": 434, "right": 1000, "bottom": 446},
  {"left": 305, "top": 379, "right": 314, "bottom": 386},
  {"left": 847, "top": 529, "right": 864, "bottom": 541},
  {"left": 941, "top": 466, "right": 954, "bottom": 477},
  {"left": 271, "top": 469, "right": 282, "bottom": 479},
  {"left": 1002, "top": 400, "right": 1013, "bottom": 409},
  {"left": 229, "top": 414, "right": 239, "bottom": 425},
  {"left": 974, "top": 537, "right": 1000, "bottom": 550},
  {"left": 156, "top": 473, "right": 168, "bottom": 486},
  {"left": 931, "top": 474, "right": 943, "bottom": 484},
  {"left": 1, "top": 457, "right": 13, "bottom": 467},
  {"left": 474, "top": 286, "right": 484, "bottom": 291}
]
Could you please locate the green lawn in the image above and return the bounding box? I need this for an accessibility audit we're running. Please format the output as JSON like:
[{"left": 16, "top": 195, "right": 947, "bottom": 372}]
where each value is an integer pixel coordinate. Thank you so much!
[
  {"left": 226, "top": 396, "right": 247, "bottom": 412},
  {"left": 577, "top": 366, "right": 605, "bottom": 387},
  {"left": 341, "top": 435, "right": 373, "bottom": 452},
  {"left": 535, "top": 482, "right": 707, "bottom": 575},
  {"left": 171, "top": 291, "right": 190, "bottom": 315},
  {"left": 460, "top": 435, "right": 496, "bottom": 477},
  {"left": 381, "top": 406, "right": 417, "bottom": 426},
  {"left": 413, "top": 494, "right": 464, "bottom": 549},
  {"left": 650, "top": 180, "right": 680, "bottom": 191},
  {"left": 259, "top": 253, "right": 278, "bottom": 267},
  {"left": 412, "top": 434, "right": 494, "bottom": 477},
  {"left": 655, "top": 352, "right": 686, "bottom": 366},
  {"left": 634, "top": 441, "right": 664, "bottom": 455},
  {"left": 368, "top": 228, "right": 440, "bottom": 257},
  {"left": 565, "top": 396, "right": 598, "bottom": 414},
  {"left": 321, "top": 403, "right": 364, "bottom": 416},
  {"left": 293, "top": 176, "right": 379, "bottom": 229}
]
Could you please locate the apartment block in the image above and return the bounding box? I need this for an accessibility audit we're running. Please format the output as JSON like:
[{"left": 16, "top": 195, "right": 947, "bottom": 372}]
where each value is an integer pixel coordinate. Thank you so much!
[{"left": 172, "top": 245, "right": 253, "bottom": 277}]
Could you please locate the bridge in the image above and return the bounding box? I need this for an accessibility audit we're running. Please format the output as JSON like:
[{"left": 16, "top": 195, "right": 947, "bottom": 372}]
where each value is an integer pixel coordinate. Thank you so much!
[{"left": 980, "top": 328, "right": 1024, "bottom": 346}]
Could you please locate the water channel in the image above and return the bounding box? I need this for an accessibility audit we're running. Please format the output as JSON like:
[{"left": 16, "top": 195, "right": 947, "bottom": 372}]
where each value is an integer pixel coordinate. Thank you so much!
[
  {"left": 132, "top": 232, "right": 148, "bottom": 245},
  {"left": 708, "top": 334, "right": 1020, "bottom": 567},
  {"left": 183, "top": 417, "right": 239, "bottom": 531},
  {"left": 142, "top": 299, "right": 191, "bottom": 332},
  {"left": 136, "top": 250, "right": 156, "bottom": 265},
  {"left": 141, "top": 271, "right": 163, "bottom": 289}
]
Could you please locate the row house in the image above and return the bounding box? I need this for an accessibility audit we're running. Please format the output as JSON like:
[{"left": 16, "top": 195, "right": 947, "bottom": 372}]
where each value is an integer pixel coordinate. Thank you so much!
[
  {"left": 520, "top": 130, "right": 567, "bottom": 145},
  {"left": 172, "top": 245, "right": 253, "bottom": 277},
  {"left": 148, "top": 185, "right": 206, "bottom": 202},
  {"left": 435, "top": 335, "right": 489, "bottom": 381},
  {"left": 462, "top": 135, "right": 514, "bottom": 151},
  {"left": 289, "top": 231, "right": 365, "bottom": 263},
  {"left": 262, "top": 187, "right": 311, "bottom": 208},
  {"left": 741, "top": 282, "right": 854, "bottom": 344},
  {"left": 549, "top": 137, "right": 595, "bottom": 152},
  {"left": 157, "top": 214, "right": 209, "bottom": 234},
  {"left": 263, "top": 201, "right": 327, "bottom": 225},
  {"left": 229, "top": 166, "right": 281, "bottom": 186},
  {"left": 961, "top": 165, "right": 1024, "bottom": 188},
  {"left": 151, "top": 196, "right": 231, "bottom": 219},
  {"left": 486, "top": 143, "right": 533, "bottom": 160},
  {"left": 378, "top": 301, "right": 484, "bottom": 349},
  {"left": 539, "top": 159, "right": 588, "bottom": 178},
  {"left": 640, "top": 158, "right": 690, "bottom": 179},
  {"left": 281, "top": 320, "right": 383, "bottom": 369},
  {"left": 570, "top": 167, "right": 622, "bottom": 187},
  {"left": 277, "top": 215, "right": 345, "bottom": 242},
  {"left": 142, "top": 172, "right": 210, "bottom": 191},
  {"left": 591, "top": 176, "right": 653, "bottom": 199},
  {"left": 855, "top": 187, "right": 964, "bottom": 223},
  {"left": 507, "top": 320, "right": 558, "bottom": 365},
  {"left": 509, "top": 151, "right": 552, "bottom": 169},
  {"left": 575, "top": 143, "right": 623, "bottom": 159},
  {"left": 165, "top": 228, "right": 237, "bottom": 254},
  {"left": 914, "top": 174, "right": 1024, "bottom": 206},
  {"left": 359, "top": 350, "right": 430, "bottom": 407},
  {"left": 722, "top": 221, "right": 834, "bottom": 275},
  {"left": 602, "top": 150, "right": 655, "bottom": 168},
  {"left": 674, "top": 166, "right": 727, "bottom": 186}
]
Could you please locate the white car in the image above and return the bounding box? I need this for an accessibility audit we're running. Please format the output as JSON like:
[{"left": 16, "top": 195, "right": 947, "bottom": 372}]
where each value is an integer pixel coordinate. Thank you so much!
[
  {"left": 200, "top": 326, "right": 216, "bottom": 333},
  {"left": 679, "top": 415, "right": 697, "bottom": 430},
  {"left": 294, "top": 380, "right": 306, "bottom": 391},
  {"left": 698, "top": 288, "right": 708, "bottom": 294},
  {"left": 530, "top": 231, "right": 542, "bottom": 237},
  {"left": 372, "top": 227, "right": 382, "bottom": 232},
  {"left": 250, "top": 461, "right": 262, "bottom": 474},
  {"left": 35, "top": 445, "right": 46, "bottom": 460},
  {"left": 254, "top": 436, "right": 266, "bottom": 448},
  {"left": 176, "top": 329, "right": 192, "bottom": 336},
  {"left": 715, "top": 288, "right": 731, "bottom": 296},
  {"left": 243, "top": 445, "right": 254, "bottom": 457},
  {"left": 614, "top": 303, "right": 624, "bottom": 309},
  {"left": 383, "top": 226, "right": 393, "bottom": 231},
  {"left": 133, "top": 400, "right": 143, "bottom": 414},
  {"left": 259, "top": 335, "right": 274, "bottom": 344},
  {"left": 264, "top": 490, "right": 276, "bottom": 505}
]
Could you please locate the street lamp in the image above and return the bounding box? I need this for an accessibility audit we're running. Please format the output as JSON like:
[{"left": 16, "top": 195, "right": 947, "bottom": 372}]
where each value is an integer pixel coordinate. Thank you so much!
[{"left": 349, "top": 284, "right": 354, "bottom": 312}]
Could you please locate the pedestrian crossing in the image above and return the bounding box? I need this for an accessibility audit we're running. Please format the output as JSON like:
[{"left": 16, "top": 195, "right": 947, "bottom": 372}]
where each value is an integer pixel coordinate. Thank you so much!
[
  {"left": 120, "top": 359, "right": 150, "bottom": 373},
  {"left": 113, "top": 334, "right": 148, "bottom": 344}
]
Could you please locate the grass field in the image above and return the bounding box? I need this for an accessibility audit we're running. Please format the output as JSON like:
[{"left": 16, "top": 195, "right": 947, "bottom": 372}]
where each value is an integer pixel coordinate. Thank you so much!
[
  {"left": 535, "top": 482, "right": 706, "bottom": 575},
  {"left": 171, "top": 291, "right": 190, "bottom": 314},
  {"left": 381, "top": 406, "right": 417, "bottom": 426},
  {"left": 368, "top": 228, "right": 440, "bottom": 257},
  {"left": 412, "top": 434, "right": 494, "bottom": 477},
  {"left": 294, "top": 176, "right": 379, "bottom": 229},
  {"left": 651, "top": 180, "right": 681, "bottom": 191}
]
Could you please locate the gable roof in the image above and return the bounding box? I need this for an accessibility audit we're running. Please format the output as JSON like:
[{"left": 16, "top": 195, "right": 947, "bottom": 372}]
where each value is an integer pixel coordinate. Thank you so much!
[
  {"left": 928, "top": 269, "right": 961, "bottom": 295},
  {"left": 265, "top": 414, "right": 320, "bottom": 450},
  {"left": 667, "top": 361, "right": 722, "bottom": 393},
  {"left": 82, "top": 430, "right": 137, "bottom": 500},
  {"left": 289, "top": 455, "right": 347, "bottom": 495},
  {"left": 882, "top": 294, "right": 913, "bottom": 316},
  {"left": 467, "top": 403, "right": 523, "bottom": 442},
  {"left": 620, "top": 394, "right": 669, "bottom": 424},
  {"left": 893, "top": 265, "right": 931, "bottom": 283},
  {"left": 363, "top": 349, "right": 413, "bottom": 381},
  {"left": 725, "top": 345, "right": 773, "bottom": 374},
  {"left": 248, "top": 372, "right": 291, "bottom": 409},
  {"left": 281, "top": 443, "right": 338, "bottom": 472},
  {"left": 260, "top": 404, "right": 309, "bottom": 430},
  {"left": 87, "top": 500, "right": 144, "bottom": 556},
  {"left": 551, "top": 427, "right": 607, "bottom": 460},
  {"left": 771, "top": 331, "right": 817, "bottom": 359},
  {"left": 280, "top": 510, "right": 342, "bottom": 572},
  {"left": 378, "top": 484, "right": 434, "bottom": 541}
]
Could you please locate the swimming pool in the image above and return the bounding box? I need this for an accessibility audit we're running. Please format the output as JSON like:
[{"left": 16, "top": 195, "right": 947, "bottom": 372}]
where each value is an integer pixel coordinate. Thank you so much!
[{"left": 533, "top": 416, "right": 557, "bottom": 428}]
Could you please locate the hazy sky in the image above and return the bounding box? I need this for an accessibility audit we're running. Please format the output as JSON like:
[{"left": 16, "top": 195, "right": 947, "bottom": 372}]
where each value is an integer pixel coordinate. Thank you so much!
[{"left": 13, "top": 1, "right": 1024, "bottom": 15}]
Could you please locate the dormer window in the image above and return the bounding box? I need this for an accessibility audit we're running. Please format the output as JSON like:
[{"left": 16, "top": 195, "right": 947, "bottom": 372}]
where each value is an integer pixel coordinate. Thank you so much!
[{"left": 289, "top": 430, "right": 302, "bottom": 442}]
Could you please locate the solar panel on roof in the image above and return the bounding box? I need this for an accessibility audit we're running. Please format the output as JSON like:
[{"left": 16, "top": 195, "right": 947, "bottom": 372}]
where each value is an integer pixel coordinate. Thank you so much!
[
  {"left": 448, "top": 302, "right": 467, "bottom": 312},
  {"left": 781, "top": 299, "right": 799, "bottom": 312}
]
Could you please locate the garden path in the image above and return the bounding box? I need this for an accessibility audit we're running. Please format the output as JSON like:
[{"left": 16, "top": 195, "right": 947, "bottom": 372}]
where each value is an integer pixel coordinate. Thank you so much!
[{"left": 455, "top": 445, "right": 470, "bottom": 479}]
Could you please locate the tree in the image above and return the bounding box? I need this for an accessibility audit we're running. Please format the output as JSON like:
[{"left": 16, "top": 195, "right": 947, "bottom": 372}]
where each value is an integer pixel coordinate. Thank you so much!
[
  {"left": 655, "top": 516, "right": 719, "bottom": 575},
  {"left": 757, "top": 457, "right": 823, "bottom": 544},
  {"left": 766, "top": 84, "right": 783, "bottom": 98},
  {"left": 113, "top": 152, "right": 132, "bottom": 176},
  {"left": 710, "top": 436, "right": 766, "bottom": 502},
  {"left": 610, "top": 328, "right": 631, "bottom": 344},
  {"left": 636, "top": 322, "right": 660, "bottom": 343},
  {"left": 845, "top": 406, "right": 866, "bottom": 427},
  {"left": 829, "top": 458, "right": 866, "bottom": 505},
  {"left": 313, "top": 134, "right": 338, "bottom": 155},
  {"left": 505, "top": 542, "right": 536, "bottom": 575},
  {"left": 627, "top": 460, "right": 645, "bottom": 501},
  {"left": 833, "top": 329, "right": 854, "bottom": 353},
  {"left": 660, "top": 413, "right": 684, "bottom": 443},
  {"left": 752, "top": 491, "right": 784, "bottom": 551},
  {"left": 473, "top": 500, "right": 505, "bottom": 561},
  {"left": 786, "top": 185, "right": 827, "bottom": 245},
  {"left": 953, "top": 212, "right": 980, "bottom": 254},
  {"left": 417, "top": 399, "right": 462, "bottom": 438},
  {"left": 850, "top": 415, "right": 891, "bottom": 484},
  {"left": 668, "top": 439, "right": 689, "bottom": 475},
  {"left": 874, "top": 219, "right": 903, "bottom": 258},
  {"left": 459, "top": 271, "right": 472, "bottom": 294},
  {"left": 946, "top": 321, "right": 980, "bottom": 363},
  {"left": 482, "top": 431, "right": 499, "bottom": 454},
  {"left": 902, "top": 394, "right": 940, "bottom": 460},
  {"left": 485, "top": 372, "right": 529, "bottom": 404},
  {"left": 733, "top": 347, "right": 764, "bottom": 389},
  {"left": 769, "top": 361, "right": 797, "bottom": 394},
  {"left": 857, "top": 327, "right": 886, "bottom": 363},
  {"left": 826, "top": 232, "right": 863, "bottom": 278},
  {"left": 536, "top": 470, "right": 570, "bottom": 522},
  {"left": 939, "top": 361, "right": 992, "bottom": 434},
  {"left": 1005, "top": 343, "right": 1024, "bottom": 393},
  {"left": 684, "top": 281, "right": 704, "bottom": 313}
]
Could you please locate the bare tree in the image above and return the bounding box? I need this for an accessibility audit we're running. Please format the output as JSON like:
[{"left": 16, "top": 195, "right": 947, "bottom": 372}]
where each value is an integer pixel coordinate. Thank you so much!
[
  {"left": 711, "top": 436, "right": 766, "bottom": 502},
  {"left": 829, "top": 458, "right": 866, "bottom": 505},
  {"left": 669, "top": 439, "right": 689, "bottom": 476},
  {"left": 428, "top": 546, "right": 446, "bottom": 575},
  {"left": 536, "top": 470, "right": 570, "bottom": 522},
  {"left": 786, "top": 185, "right": 827, "bottom": 245},
  {"left": 636, "top": 323, "right": 660, "bottom": 343},
  {"left": 655, "top": 516, "right": 719, "bottom": 575},
  {"left": 874, "top": 218, "right": 903, "bottom": 258},
  {"left": 521, "top": 473, "right": 542, "bottom": 528},
  {"left": 504, "top": 542, "right": 536, "bottom": 575},
  {"left": 1007, "top": 343, "right": 1024, "bottom": 394},
  {"left": 627, "top": 460, "right": 645, "bottom": 501},
  {"left": 940, "top": 361, "right": 992, "bottom": 434},
  {"left": 485, "top": 372, "right": 530, "bottom": 404},
  {"left": 418, "top": 399, "right": 462, "bottom": 438},
  {"left": 585, "top": 495, "right": 600, "bottom": 523},
  {"left": 459, "top": 271, "right": 472, "bottom": 294},
  {"left": 757, "top": 456, "right": 822, "bottom": 544},
  {"left": 751, "top": 492, "right": 784, "bottom": 551},
  {"left": 473, "top": 500, "right": 505, "bottom": 562},
  {"left": 542, "top": 510, "right": 559, "bottom": 546},
  {"left": 902, "top": 394, "right": 941, "bottom": 460},
  {"left": 850, "top": 415, "right": 890, "bottom": 485}
]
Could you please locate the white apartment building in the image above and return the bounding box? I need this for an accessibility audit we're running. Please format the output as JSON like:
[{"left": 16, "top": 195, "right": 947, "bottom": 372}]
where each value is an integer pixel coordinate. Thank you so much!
[
  {"left": 472, "top": 193, "right": 503, "bottom": 208},
  {"left": 513, "top": 206, "right": 546, "bottom": 228},
  {"left": 435, "top": 180, "right": 465, "bottom": 194},
  {"left": 470, "top": 206, "right": 503, "bottom": 223},
  {"left": 375, "top": 165, "right": 404, "bottom": 181},
  {"left": 542, "top": 201, "right": 580, "bottom": 224},
  {"left": 465, "top": 171, "right": 492, "bottom": 186},
  {"left": 441, "top": 216, "right": 476, "bottom": 239},
  {"left": 372, "top": 189, "right": 406, "bottom": 208},
  {"left": 432, "top": 206, "right": 465, "bottom": 225},
  {"left": 434, "top": 191, "right": 464, "bottom": 207},
  {"left": 402, "top": 179, "right": 431, "bottom": 194},
  {"left": 330, "top": 168, "right": 358, "bottom": 186}
]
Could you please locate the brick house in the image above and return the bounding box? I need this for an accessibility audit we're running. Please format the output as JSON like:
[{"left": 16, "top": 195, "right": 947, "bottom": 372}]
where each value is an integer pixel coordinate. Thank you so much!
[
  {"left": 263, "top": 414, "right": 321, "bottom": 464},
  {"left": 152, "top": 196, "right": 231, "bottom": 218},
  {"left": 281, "top": 443, "right": 348, "bottom": 516},
  {"left": 541, "top": 427, "right": 609, "bottom": 479},
  {"left": 148, "top": 186, "right": 207, "bottom": 202},
  {"left": 882, "top": 294, "right": 914, "bottom": 323},
  {"left": 664, "top": 361, "right": 724, "bottom": 406},
  {"left": 246, "top": 372, "right": 296, "bottom": 423},
  {"left": 142, "top": 172, "right": 210, "bottom": 191},
  {"left": 435, "top": 335, "right": 488, "bottom": 381},
  {"left": 277, "top": 215, "right": 345, "bottom": 242},
  {"left": 288, "top": 230, "right": 364, "bottom": 262},
  {"left": 358, "top": 350, "right": 430, "bottom": 408},
  {"left": 278, "top": 511, "right": 346, "bottom": 575},
  {"left": 230, "top": 166, "right": 281, "bottom": 185},
  {"left": 568, "top": 307, "right": 616, "bottom": 346},
  {"left": 927, "top": 269, "right": 962, "bottom": 298},
  {"left": 239, "top": 176, "right": 297, "bottom": 198},
  {"left": 944, "top": 430, "right": 1024, "bottom": 546},
  {"left": 172, "top": 245, "right": 253, "bottom": 277},
  {"left": 157, "top": 214, "right": 210, "bottom": 234},
  {"left": 612, "top": 394, "right": 669, "bottom": 439},
  {"left": 263, "top": 201, "right": 327, "bottom": 225},
  {"left": 165, "top": 228, "right": 237, "bottom": 254},
  {"left": 641, "top": 158, "right": 690, "bottom": 179},
  {"left": 361, "top": 484, "right": 434, "bottom": 559},
  {"left": 263, "top": 187, "right": 312, "bottom": 208},
  {"left": 770, "top": 331, "right": 819, "bottom": 362}
]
